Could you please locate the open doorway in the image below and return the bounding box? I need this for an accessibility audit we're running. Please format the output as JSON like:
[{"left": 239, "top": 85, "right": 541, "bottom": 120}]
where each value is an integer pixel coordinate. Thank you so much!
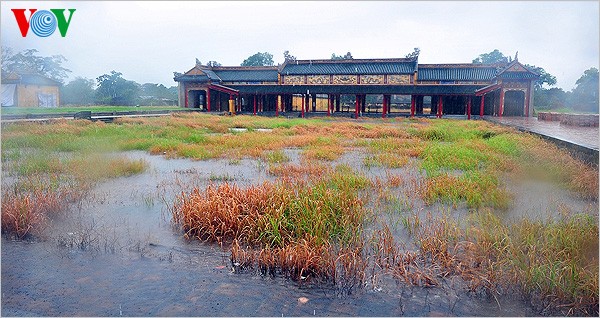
[{"left": 504, "top": 90, "right": 525, "bottom": 116}]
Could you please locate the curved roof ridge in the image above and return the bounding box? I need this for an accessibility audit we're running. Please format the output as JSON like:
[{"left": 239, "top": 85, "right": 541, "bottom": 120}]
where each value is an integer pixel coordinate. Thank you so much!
[
  {"left": 418, "top": 63, "right": 502, "bottom": 68},
  {"left": 292, "top": 57, "right": 417, "bottom": 64}
]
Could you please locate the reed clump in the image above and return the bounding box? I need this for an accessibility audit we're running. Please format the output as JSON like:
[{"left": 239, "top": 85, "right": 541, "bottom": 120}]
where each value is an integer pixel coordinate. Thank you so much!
[
  {"left": 374, "top": 210, "right": 598, "bottom": 316},
  {"left": 172, "top": 168, "right": 370, "bottom": 287}
]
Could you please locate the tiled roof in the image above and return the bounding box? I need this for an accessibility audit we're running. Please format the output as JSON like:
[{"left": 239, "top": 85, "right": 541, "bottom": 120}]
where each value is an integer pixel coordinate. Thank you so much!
[
  {"left": 498, "top": 72, "right": 538, "bottom": 79},
  {"left": 213, "top": 69, "right": 278, "bottom": 82},
  {"left": 417, "top": 65, "right": 497, "bottom": 81},
  {"left": 281, "top": 59, "right": 417, "bottom": 75},
  {"left": 1, "top": 73, "right": 61, "bottom": 86},
  {"left": 203, "top": 69, "right": 222, "bottom": 81},
  {"left": 174, "top": 74, "right": 211, "bottom": 82}
]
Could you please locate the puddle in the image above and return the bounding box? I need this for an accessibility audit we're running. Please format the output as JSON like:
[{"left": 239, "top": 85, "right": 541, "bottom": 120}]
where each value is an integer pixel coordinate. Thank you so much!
[
  {"left": 2, "top": 150, "right": 595, "bottom": 316},
  {"left": 229, "top": 127, "right": 273, "bottom": 133}
]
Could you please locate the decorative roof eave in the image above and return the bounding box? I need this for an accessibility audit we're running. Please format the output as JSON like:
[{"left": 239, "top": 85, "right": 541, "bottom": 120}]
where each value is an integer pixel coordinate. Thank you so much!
[
  {"left": 227, "top": 84, "right": 484, "bottom": 95},
  {"left": 475, "top": 83, "right": 501, "bottom": 96},
  {"left": 208, "top": 83, "right": 239, "bottom": 95},
  {"left": 498, "top": 72, "right": 539, "bottom": 80}
]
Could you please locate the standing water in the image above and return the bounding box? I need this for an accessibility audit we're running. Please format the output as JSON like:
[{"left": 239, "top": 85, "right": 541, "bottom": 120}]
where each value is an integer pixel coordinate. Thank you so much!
[{"left": 4, "top": 150, "right": 584, "bottom": 316}]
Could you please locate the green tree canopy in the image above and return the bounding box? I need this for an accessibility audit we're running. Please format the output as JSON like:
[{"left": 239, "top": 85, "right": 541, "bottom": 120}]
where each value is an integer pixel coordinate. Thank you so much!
[
  {"left": 241, "top": 52, "right": 274, "bottom": 66},
  {"left": 95, "top": 71, "right": 140, "bottom": 106},
  {"left": 472, "top": 49, "right": 509, "bottom": 64},
  {"left": 2, "top": 48, "right": 71, "bottom": 83},
  {"left": 570, "top": 67, "right": 599, "bottom": 112},
  {"left": 331, "top": 52, "right": 353, "bottom": 60},
  {"left": 533, "top": 87, "right": 568, "bottom": 111},
  {"left": 525, "top": 64, "right": 557, "bottom": 90},
  {"left": 61, "top": 77, "right": 95, "bottom": 106}
]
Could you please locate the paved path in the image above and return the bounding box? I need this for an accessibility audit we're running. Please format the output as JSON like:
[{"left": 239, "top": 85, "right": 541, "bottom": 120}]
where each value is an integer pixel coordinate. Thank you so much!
[{"left": 487, "top": 117, "right": 599, "bottom": 151}]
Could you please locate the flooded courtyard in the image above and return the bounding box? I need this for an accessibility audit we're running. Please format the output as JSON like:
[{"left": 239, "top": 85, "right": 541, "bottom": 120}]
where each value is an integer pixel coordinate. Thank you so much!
[
  {"left": 1, "top": 115, "right": 598, "bottom": 316},
  {"left": 2, "top": 149, "right": 596, "bottom": 316}
]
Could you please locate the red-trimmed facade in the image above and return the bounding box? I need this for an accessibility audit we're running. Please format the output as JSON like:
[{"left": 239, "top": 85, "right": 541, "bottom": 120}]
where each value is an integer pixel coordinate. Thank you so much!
[{"left": 174, "top": 56, "right": 539, "bottom": 119}]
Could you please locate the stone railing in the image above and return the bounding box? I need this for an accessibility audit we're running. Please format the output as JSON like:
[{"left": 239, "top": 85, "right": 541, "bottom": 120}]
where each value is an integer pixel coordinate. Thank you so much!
[{"left": 537, "top": 112, "right": 599, "bottom": 127}]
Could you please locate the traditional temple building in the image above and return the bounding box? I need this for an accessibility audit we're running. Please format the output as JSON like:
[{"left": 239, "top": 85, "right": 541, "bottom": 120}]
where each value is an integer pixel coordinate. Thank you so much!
[{"left": 173, "top": 54, "right": 539, "bottom": 119}]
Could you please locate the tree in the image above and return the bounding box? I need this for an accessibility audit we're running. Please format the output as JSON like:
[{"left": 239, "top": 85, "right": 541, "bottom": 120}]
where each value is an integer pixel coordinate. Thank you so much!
[
  {"left": 331, "top": 52, "right": 353, "bottom": 60},
  {"left": 206, "top": 61, "right": 221, "bottom": 67},
  {"left": 139, "top": 83, "right": 177, "bottom": 105},
  {"left": 534, "top": 87, "right": 568, "bottom": 111},
  {"left": 241, "top": 52, "right": 274, "bottom": 66},
  {"left": 472, "top": 49, "right": 509, "bottom": 64},
  {"left": 2, "top": 48, "right": 71, "bottom": 83},
  {"left": 283, "top": 50, "right": 296, "bottom": 63},
  {"left": 95, "top": 71, "right": 140, "bottom": 106},
  {"left": 405, "top": 47, "right": 420, "bottom": 59},
  {"left": 2, "top": 47, "right": 14, "bottom": 72},
  {"left": 525, "top": 64, "right": 557, "bottom": 90},
  {"left": 570, "top": 67, "right": 599, "bottom": 112},
  {"left": 61, "top": 77, "right": 96, "bottom": 106}
]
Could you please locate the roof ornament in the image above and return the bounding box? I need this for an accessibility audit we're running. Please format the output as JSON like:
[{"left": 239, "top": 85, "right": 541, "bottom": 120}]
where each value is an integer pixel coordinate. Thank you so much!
[
  {"left": 514, "top": 51, "right": 518, "bottom": 61},
  {"left": 195, "top": 58, "right": 202, "bottom": 67}
]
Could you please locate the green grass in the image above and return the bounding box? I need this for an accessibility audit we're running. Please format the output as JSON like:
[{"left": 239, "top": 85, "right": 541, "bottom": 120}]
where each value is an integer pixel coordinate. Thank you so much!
[{"left": 0, "top": 105, "right": 185, "bottom": 115}]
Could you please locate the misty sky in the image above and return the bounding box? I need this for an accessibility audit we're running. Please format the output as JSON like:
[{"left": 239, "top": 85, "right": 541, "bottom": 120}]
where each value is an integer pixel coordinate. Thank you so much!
[{"left": 1, "top": 1, "right": 598, "bottom": 90}]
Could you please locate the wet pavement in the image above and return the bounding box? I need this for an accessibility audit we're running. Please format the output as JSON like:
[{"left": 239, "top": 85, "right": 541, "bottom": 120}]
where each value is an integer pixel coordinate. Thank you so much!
[{"left": 486, "top": 116, "right": 599, "bottom": 150}]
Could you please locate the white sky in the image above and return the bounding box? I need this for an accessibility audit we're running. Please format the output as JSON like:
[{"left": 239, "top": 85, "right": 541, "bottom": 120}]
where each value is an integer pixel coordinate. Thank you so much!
[{"left": 1, "top": 1, "right": 598, "bottom": 90}]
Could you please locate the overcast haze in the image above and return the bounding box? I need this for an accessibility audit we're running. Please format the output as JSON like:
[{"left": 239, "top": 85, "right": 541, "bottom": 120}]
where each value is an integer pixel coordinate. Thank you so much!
[{"left": 1, "top": 1, "right": 598, "bottom": 90}]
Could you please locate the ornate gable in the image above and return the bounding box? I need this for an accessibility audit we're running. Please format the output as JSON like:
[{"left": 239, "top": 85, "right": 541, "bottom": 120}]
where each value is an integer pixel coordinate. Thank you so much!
[{"left": 185, "top": 66, "right": 206, "bottom": 76}]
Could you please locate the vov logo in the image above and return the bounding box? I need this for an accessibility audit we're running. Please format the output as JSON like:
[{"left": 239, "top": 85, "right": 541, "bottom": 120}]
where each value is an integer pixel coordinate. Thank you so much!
[{"left": 12, "top": 9, "right": 76, "bottom": 37}]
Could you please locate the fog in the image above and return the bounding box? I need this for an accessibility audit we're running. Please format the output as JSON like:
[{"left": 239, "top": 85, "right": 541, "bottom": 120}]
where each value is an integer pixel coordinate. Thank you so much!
[{"left": 1, "top": 1, "right": 598, "bottom": 90}]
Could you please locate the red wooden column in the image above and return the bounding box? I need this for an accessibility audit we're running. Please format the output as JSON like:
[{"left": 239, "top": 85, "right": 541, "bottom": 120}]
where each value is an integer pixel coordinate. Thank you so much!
[
  {"left": 327, "top": 94, "right": 332, "bottom": 116},
  {"left": 301, "top": 94, "right": 305, "bottom": 118},
  {"left": 410, "top": 95, "right": 416, "bottom": 117},
  {"left": 355, "top": 94, "right": 360, "bottom": 119},
  {"left": 480, "top": 95, "right": 485, "bottom": 119},
  {"left": 437, "top": 96, "right": 443, "bottom": 118},
  {"left": 499, "top": 89, "right": 505, "bottom": 118},
  {"left": 467, "top": 96, "right": 472, "bottom": 120},
  {"left": 382, "top": 95, "right": 388, "bottom": 118},
  {"left": 184, "top": 88, "right": 188, "bottom": 108},
  {"left": 275, "top": 95, "right": 279, "bottom": 117},
  {"left": 253, "top": 95, "right": 257, "bottom": 115},
  {"left": 206, "top": 88, "right": 211, "bottom": 111}
]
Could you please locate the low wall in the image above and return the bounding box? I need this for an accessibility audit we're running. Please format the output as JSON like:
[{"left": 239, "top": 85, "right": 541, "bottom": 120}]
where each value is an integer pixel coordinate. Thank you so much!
[{"left": 537, "top": 112, "right": 599, "bottom": 127}]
